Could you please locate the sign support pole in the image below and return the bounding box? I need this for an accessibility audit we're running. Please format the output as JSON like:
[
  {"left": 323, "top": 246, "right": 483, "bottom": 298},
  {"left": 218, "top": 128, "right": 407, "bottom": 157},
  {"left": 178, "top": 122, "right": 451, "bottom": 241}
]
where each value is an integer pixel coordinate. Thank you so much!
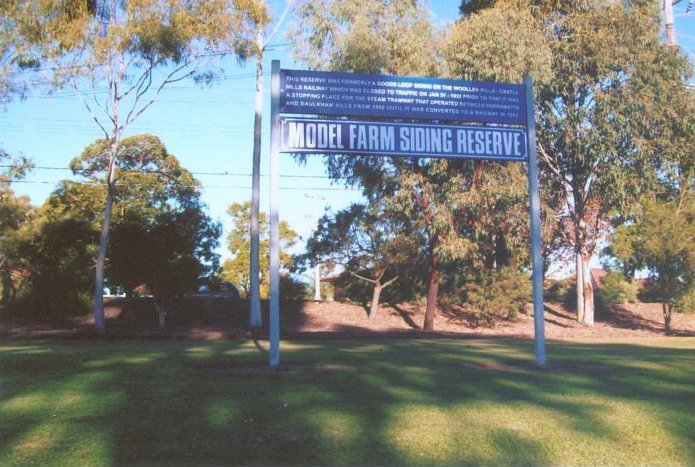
[
  {"left": 524, "top": 75, "right": 546, "bottom": 367},
  {"left": 269, "top": 60, "right": 281, "bottom": 367}
]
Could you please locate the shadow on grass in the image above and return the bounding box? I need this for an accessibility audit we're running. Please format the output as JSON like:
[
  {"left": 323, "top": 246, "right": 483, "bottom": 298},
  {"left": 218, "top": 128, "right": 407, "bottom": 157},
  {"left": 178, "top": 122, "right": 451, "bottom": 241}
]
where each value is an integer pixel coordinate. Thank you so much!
[{"left": 1, "top": 338, "right": 694, "bottom": 465}]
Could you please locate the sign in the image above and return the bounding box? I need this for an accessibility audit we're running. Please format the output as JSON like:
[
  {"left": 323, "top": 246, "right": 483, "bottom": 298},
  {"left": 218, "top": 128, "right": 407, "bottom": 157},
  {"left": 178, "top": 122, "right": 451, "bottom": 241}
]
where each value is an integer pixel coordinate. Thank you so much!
[
  {"left": 280, "top": 69, "right": 526, "bottom": 125},
  {"left": 266, "top": 63, "right": 546, "bottom": 368},
  {"left": 280, "top": 118, "right": 527, "bottom": 161}
]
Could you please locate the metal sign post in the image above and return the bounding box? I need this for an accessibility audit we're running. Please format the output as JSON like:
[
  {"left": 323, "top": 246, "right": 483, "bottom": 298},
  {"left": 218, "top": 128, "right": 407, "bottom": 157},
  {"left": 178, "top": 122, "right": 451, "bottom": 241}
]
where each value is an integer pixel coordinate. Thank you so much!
[
  {"left": 269, "top": 60, "right": 281, "bottom": 367},
  {"left": 267, "top": 63, "right": 546, "bottom": 368},
  {"left": 524, "top": 76, "right": 546, "bottom": 367}
]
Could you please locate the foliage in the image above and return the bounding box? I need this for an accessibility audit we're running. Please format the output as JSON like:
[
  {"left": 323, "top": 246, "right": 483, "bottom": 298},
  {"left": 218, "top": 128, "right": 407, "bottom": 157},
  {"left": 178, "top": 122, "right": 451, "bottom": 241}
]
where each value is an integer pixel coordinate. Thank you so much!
[
  {"left": 597, "top": 272, "right": 638, "bottom": 306},
  {"left": 222, "top": 201, "right": 298, "bottom": 299},
  {"left": 0, "top": 0, "right": 95, "bottom": 103},
  {"left": 531, "top": 0, "right": 694, "bottom": 325},
  {"left": 9, "top": 0, "right": 265, "bottom": 333},
  {"left": 69, "top": 134, "right": 201, "bottom": 223},
  {"left": 301, "top": 202, "right": 422, "bottom": 318},
  {"left": 36, "top": 135, "right": 221, "bottom": 324},
  {"left": 12, "top": 217, "right": 98, "bottom": 317},
  {"left": 444, "top": 6, "right": 552, "bottom": 84},
  {"left": 279, "top": 274, "right": 310, "bottom": 302},
  {"left": 290, "top": 0, "right": 534, "bottom": 330},
  {"left": 611, "top": 197, "right": 695, "bottom": 312},
  {"left": 288, "top": 0, "right": 436, "bottom": 76},
  {"left": 463, "top": 268, "right": 531, "bottom": 326},
  {"left": 0, "top": 149, "right": 33, "bottom": 302},
  {"left": 544, "top": 277, "right": 576, "bottom": 309}
]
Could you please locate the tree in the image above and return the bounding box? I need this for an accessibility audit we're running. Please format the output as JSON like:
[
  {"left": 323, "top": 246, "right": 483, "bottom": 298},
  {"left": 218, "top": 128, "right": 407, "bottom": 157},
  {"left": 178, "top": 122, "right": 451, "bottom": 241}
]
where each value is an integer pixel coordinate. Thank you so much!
[
  {"left": 303, "top": 202, "right": 421, "bottom": 319},
  {"left": 289, "top": 0, "right": 466, "bottom": 331},
  {"left": 0, "top": 149, "right": 32, "bottom": 302},
  {"left": 533, "top": 1, "right": 693, "bottom": 325},
  {"left": 607, "top": 81, "right": 694, "bottom": 331},
  {"left": 0, "top": 0, "right": 95, "bottom": 104},
  {"left": 290, "top": 0, "right": 550, "bottom": 331},
  {"left": 65, "top": 134, "right": 221, "bottom": 327},
  {"left": 108, "top": 208, "right": 221, "bottom": 328},
  {"left": 13, "top": 216, "right": 97, "bottom": 315},
  {"left": 17, "top": 0, "right": 264, "bottom": 334},
  {"left": 222, "top": 201, "right": 298, "bottom": 298},
  {"left": 610, "top": 197, "right": 694, "bottom": 332}
]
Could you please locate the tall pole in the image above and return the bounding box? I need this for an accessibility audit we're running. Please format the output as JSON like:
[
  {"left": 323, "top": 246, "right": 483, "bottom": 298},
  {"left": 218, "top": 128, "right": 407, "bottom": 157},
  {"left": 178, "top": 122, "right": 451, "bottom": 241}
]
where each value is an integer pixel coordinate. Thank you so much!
[
  {"left": 524, "top": 75, "right": 546, "bottom": 367},
  {"left": 248, "top": 29, "right": 264, "bottom": 330},
  {"left": 664, "top": 0, "right": 676, "bottom": 45},
  {"left": 269, "top": 60, "right": 281, "bottom": 367}
]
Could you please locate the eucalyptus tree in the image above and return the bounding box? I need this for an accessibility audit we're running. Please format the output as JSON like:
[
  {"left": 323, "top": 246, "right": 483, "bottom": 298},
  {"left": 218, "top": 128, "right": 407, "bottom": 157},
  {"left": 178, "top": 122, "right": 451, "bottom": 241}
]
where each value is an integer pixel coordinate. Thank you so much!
[
  {"left": 0, "top": 150, "right": 32, "bottom": 302},
  {"left": 288, "top": 0, "right": 461, "bottom": 330},
  {"left": 533, "top": 1, "right": 693, "bottom": 325},
  {"left": 302, "top": 202, "right": 422, "bottom": 319},
  {"left": 19, "top": 0, "right": 265, "bottom": 333},
  {"left": 456, "top": 0, "right": 693, "bottom": 325},
  {"left": 0, "top": 0, "right": 95, "bottom": 104},
  {"left": 51, "top": 134, "right": 221, "bottom": 326},
  {"left": 443, "top": 6, "right": 555, "bottom": 275},
  {"left": 222, "top": 201, "right": 298, "bottom": 299},
  {"left": 606, "top": 83, "right": 694, "bottom": 330},
  {"left": 289, "top": 0, "right": 557, "bottom": 330}
]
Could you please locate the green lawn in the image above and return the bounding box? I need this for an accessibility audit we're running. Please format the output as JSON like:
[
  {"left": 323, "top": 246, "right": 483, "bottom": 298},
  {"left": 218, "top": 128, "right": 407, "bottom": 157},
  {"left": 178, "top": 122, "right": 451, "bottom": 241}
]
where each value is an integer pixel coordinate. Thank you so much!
[{"left": 1, "top": 337, "right": 693, "bottom": 466}]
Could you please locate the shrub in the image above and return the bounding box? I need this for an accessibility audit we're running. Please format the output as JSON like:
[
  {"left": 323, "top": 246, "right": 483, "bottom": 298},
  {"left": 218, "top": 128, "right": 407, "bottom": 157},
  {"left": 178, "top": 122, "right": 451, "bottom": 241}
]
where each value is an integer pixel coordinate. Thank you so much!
[
  {"left": 598, "top": 272, "right": 638, "bottom": 305},
  {"left": 675, "top": 288, "right": 695, "bottom": 313},
  {"left": 280, "top": 274, "right": 310, "bottom": 302},
  {"left": 464, "top": 269, "right": 531, "bottom": 327},
  {"left": 544, "top": 277, "right": 576, "bottom": 310}
]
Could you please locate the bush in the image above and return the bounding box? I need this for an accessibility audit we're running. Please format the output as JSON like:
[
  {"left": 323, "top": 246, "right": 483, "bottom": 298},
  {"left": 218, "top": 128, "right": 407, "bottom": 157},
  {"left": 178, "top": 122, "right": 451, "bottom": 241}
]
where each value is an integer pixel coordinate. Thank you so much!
[
  {"left": 280, "top": 274, "right": 310, "bottom": 302},
  {"left": 598, "top": 272, "right": 638, "bottom": 305},
  {"left": 464, "top": 269, "right": 531, "bottom": 327},
  {"left": 544, "top": 277, "right": 576, "bottom": 310},
  {"left": 675, "top": 288, "right": 695, "bottom": 313}
]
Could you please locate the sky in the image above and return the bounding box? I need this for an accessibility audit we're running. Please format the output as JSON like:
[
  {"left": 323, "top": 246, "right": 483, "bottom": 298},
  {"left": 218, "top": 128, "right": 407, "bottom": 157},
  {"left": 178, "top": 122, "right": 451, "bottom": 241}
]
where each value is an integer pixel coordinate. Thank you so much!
[{"left": 1, "top": 0, "right": 694, "bottom": 265}]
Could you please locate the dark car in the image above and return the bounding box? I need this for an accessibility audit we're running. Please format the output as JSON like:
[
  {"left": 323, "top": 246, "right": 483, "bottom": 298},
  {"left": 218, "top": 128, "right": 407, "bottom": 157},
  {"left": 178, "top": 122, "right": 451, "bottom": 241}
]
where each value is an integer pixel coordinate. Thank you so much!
[{"left": 189, "top": 281, "right": 240, "bottom": 301}]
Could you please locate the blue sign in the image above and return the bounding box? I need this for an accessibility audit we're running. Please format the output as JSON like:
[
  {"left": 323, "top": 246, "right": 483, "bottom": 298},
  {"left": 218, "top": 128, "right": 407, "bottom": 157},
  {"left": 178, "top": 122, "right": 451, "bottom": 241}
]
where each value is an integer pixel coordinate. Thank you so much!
[
  {"left": 280, "top": 69, "right": 526, "bottom": 125},
  {"left": 280, "top": 118, "right": 528, "bottom": 161}
]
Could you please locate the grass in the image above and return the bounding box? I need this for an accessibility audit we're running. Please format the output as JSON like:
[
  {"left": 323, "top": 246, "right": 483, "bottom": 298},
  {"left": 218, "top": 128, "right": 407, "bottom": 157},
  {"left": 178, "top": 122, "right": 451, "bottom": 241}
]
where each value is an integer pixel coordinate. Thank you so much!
[{"left": 1, "top": 337, "right": 694, "bottom": 466}]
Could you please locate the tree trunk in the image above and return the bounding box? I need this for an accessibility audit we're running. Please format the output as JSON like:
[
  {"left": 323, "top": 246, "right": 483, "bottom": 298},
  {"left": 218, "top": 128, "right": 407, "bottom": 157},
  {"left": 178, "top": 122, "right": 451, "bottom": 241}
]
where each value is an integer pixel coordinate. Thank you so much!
[
  {"left": 576, "top": 252, "right": 594, "bottom": 326},
  {"left": 582, "top": 255, "right": 594, "bottom": 325},
  {"left": 93, "top": 143, "right": 118, "bottom": 335},
  {"left": 575, "top": 252, "right": 585, "bottom": 323},
  {"left": 663, "top": 303, "right": 673, "bottom": 335},
  {"left": 423, "top": 251, "right": 440, "bottom": 331},
  {"left": 155, "top": 297, "right": 167, "bottom": 330},
  {"left": 369, "top": 283, "right": 383, "bottom": 320}
]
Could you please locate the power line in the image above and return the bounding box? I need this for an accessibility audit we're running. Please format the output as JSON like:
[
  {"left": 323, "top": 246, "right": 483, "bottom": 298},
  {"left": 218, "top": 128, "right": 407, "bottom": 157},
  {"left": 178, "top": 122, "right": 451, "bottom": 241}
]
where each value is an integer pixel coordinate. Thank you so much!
[
  {"left": 6, "top": 179, "right": 360, "bottom": 192},
  {"left": 0, "top": 164, "right": 334, "bottom": 179}
]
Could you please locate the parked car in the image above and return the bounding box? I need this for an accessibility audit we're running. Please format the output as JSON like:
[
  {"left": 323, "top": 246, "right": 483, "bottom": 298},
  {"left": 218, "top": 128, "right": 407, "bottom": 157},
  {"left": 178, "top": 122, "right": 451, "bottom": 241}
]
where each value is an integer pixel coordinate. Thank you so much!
[{"left": 188, "top": 280, "right": 240, "bottom": 301}]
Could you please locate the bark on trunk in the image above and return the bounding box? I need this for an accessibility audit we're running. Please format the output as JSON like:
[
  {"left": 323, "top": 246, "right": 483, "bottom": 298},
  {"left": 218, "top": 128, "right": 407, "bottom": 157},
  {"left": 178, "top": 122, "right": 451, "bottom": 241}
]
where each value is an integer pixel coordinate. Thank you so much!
[
  {"left": 582, "top": 255, "right": 594, "bottom": 325},
  {"left": 576, "top": 252, "right": 585, "bottom": 323},
  {"left": 576, "top": 252, "right": 594, "bottom": 326},
  {"left": 369, "top": 284, "right": 383, "bottom": 320},
  {"left": 423, "top": 254, "right": 440, "bottom": 331},
  {"left": 155, "top": 297, "right": 167, "bottom": 330},
  {"left": 663, "top": 303, "right": 673, "bottom": 335},
  {"left": 93, "top": 148, "right": 118, "bottom": 335}
]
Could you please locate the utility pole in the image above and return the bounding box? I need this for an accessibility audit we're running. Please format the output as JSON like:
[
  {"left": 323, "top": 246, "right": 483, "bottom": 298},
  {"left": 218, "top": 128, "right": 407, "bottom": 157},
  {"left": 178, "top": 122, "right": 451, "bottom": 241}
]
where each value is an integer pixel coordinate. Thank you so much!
[
  {"left": 248, "top": 1, "right": 294, "bottom": 332},
  {"left": 664, "top": 0, "right": 676, "bottom": 45}
]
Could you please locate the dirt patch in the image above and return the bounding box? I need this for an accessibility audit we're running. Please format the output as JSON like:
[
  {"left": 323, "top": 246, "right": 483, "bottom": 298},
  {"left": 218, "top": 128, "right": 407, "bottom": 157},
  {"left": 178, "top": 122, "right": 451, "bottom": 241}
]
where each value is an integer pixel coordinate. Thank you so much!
[{"left": 1, "top": 297, "right": 693, "bottom": 340}]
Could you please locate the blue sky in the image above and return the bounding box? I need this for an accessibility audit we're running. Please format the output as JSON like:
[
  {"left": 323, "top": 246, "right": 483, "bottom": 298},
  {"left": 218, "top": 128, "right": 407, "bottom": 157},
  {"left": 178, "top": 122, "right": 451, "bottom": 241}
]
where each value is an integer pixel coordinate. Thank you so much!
[{"left": 1, "top": 0, "right": 693, "bottom": 262}]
